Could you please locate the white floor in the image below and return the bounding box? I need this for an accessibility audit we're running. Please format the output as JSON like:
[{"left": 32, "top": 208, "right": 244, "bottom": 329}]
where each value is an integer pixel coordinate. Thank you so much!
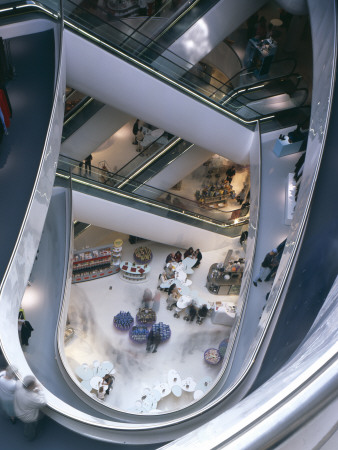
[{"left": 65, "top": 229, "right": 244, "bottom": 414}]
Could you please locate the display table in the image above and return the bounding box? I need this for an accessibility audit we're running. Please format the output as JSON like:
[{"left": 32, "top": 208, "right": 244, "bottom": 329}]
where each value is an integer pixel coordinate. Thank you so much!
[
  {"left": 206, "top": 261, "right": 244, "bottom": 295},
  {"left": 136, "top": 308, "right": 156, "bottom": 325},
  {"left": 113, "top": 311, "right": 134, "bottom": 330},
  {"left": 204, "top": 348, "right": 221, "bottom": 365},
  {"left": 211, "top": 303, "right": 236, "bottom": 326},
  {"left": 133, "top": 246, "right": 152, "bottom": 264},
  {"left": 120, "top": 261, "right": 151, "bottom": 281},
  {"left": 273, "top": 138, "right": 304, "bottom": 157},
  {"left": 129, "top": 325, "right": 149, "bottom": 343}
]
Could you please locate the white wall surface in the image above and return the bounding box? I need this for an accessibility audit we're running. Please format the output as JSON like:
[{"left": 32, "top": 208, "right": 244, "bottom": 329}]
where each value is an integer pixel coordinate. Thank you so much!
[
  {"left": 65, "top": 30, "right": 254, "bottom": 164},
  {"left": 61, "top": 105, "right": 132, "bottom": 161},
  {"left": 72, "top": 191, "right": 232, "bottom": 251}
]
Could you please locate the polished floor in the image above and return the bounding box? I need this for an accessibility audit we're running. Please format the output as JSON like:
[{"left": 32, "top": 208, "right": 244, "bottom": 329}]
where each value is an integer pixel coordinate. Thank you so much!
[{"left": 65, "top": 227, "right": 243, "bottom": 413}]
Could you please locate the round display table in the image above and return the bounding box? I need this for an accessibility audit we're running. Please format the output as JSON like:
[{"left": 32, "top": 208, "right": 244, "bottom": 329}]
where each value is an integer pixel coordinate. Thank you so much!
[
  {"left": 204, "top": 348, "right": 221, "bottom": 365},
  {"left": 129, "top": 325, "right": 149, "bottom": 343},
  {"left": 136, "top": 308, "right": 156, "bottom": 326},
  {"left": 133, "top": 246, "right": 153, "bottom": 264},
  {"left": 113, "top": 311, "right": 134, "bottom": 330}
]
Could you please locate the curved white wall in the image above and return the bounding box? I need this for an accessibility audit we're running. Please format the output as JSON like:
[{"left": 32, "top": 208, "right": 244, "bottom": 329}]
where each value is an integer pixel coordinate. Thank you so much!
[{"left": 72, "top": 191, "right": 234, "bottom": 251}]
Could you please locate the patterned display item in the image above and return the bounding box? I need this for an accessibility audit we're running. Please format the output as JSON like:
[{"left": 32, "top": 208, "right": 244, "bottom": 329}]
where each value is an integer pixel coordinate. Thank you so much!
[
  {"left": 113, "top": 311, "right": 134, "bottom": 331},
  {"left": 204, "top": 348, "right": 221, "bottom": 365},
  {"left": 218, "top": 338, "right": 229, "bottom": 358},
  {"left": 133, "top": 246, "right": 153, "bottom": 264},
  {"left": 136, "top": 308, "right": 156, "bottom": 325},
  {"left": 151, "top": 322, "right": 171, "bottom": 342},
  {"left": 129, "top": 325, "right": 149, "bottom": 343}
]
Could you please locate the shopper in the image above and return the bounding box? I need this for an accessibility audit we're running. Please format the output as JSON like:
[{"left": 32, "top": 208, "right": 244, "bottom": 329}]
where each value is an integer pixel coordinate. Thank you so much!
[
  {"left": 0, "top": 365, "right": 17, "bottom": 424},
  {"left": 102, "top": 374, "right": 114, "bottom": 395},
  {"left": 142, "top": 288, "right": 153, "bottom": 308},
  {"left": 184, "top": 247, "right": 194, "bottom": 259},
  {"left": 165, "top": 252, "right": 175, "bottom": 264},
  {"left": 174, "top": 251, "right": 182, "bottom": 263},
  {"left": 147, "top": 330, "right": 161, "bottom": 353},
  {"left": 21, "top": 320, "right": 34, "bottom": 346},
  {"left": 84, "top": 154, "right": 93, "bottom": 175},
  {"left": 136, "top": 127, "right": 144, "bottom": 152},
  {"left": 152, "top": 291, "right": 161, "bottom": 313},
  {"left": 253, "top": 248, "right": 278, "bottom": 286},
  {"left": 132, "top": 118, "right": 139, "bottom": 144},
  {"left": 192, "top": 249, "right": 202, "bottom": 268},
  {"left": 265, "top": 239, "right": 287, "bottom": 281},
  {"left": 14, "top": 375, "right": 46, "bottom": 441}
]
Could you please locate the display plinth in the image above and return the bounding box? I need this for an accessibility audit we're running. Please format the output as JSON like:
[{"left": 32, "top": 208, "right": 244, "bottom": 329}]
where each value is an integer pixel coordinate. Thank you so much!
[{"left": 273, "top": 138, "right": 304, "bottom": 157}]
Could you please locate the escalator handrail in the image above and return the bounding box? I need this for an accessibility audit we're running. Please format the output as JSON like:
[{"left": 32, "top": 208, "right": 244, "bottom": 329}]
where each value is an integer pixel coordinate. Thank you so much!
[{"left": 57, "top": 154, "right": 248, "bottom": 229}]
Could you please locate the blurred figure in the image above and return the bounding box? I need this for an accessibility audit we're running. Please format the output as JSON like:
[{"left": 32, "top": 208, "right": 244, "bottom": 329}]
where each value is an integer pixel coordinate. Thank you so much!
[
  {"left": 165, "top": 252, "right": 175, "bottom": 264},
  {"left": 184, "top": 247, "right": 194, "bottom": 258},
  {"left": 253, "top": 248, "right": 278, "bottom": 286},
  {"left": 84, "top": 154, "right": 93, "bottom": 175},
  {"left": 0, "top": 365, "right": 17, "bottom": 423},
  {"left": 152, "top": 291, "right": 161, "bottom": 313},
  {"left": 14, "top": 375, "right": 46, "bottom": 441},
  {"left": 102, "top": 374, "right": 114, "bottom": 395},
  {"left": 174, "top": 251, "right": 182, "bottom": 263},
  {"left": 142, "top": 288, "right": 153, "bottom": 308},
  {"left": 197, "top": 304, "right": 208, "bottom": 324}
]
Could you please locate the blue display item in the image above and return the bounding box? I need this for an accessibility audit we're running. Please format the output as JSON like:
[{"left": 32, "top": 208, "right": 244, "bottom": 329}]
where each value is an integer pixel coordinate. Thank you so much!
[
  {"left": 151, "top": 322, "right": 171, "bottom": 342},
  {"left": 113, "top": 311, "right": 134, "bottom": 331},
  {"left": 218, "top": 338, "right": 229, "bottom": 358},
  {"left": 129, "top": 325, "right": 149, "bottom": 343}
]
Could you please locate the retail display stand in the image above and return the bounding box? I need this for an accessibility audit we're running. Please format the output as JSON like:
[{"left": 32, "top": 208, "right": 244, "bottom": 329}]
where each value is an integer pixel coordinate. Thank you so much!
[
  {"left": 112, "top": 238, "right": 123, "bottom": 266},
  {"left": 72, "top": 244, "right": 120, "bottom": 283}
]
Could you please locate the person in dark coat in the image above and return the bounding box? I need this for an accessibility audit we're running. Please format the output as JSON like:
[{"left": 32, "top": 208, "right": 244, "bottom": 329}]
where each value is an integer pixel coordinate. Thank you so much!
[
  {"left": 253, "top": 249, "right": 277, "bottom": 286},
  {"left": 84, "top": 154, "right": 93, "bottom": 175},
  {"left": 21, "top": 321, "right": 34, "bottom": 346},
  {"left": 132, "top": 119, "right": 139, "bottom": 144}
]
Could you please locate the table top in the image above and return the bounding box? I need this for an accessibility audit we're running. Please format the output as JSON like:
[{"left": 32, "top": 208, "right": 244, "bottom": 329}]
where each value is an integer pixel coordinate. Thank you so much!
[
  {"left": 120, "top": 261, "right": 151, "bottom": 274},
  {"left": 90, "top": 376, "right": 103, "bottom": 390}
]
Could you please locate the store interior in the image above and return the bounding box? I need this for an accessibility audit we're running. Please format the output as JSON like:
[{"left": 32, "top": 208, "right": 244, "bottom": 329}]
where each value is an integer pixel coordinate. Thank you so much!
[{"left": 65, "top": 226, "right": 244, "bottom": 414}]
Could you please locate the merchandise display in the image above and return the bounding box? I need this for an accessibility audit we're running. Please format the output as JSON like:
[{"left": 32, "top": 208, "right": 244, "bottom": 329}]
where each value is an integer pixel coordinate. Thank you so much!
[
  {"left": 113, "top": 311, "right": 134, "bottom": 331},
  {"left": 204, "top": 348, "right": 222, "bottom": 365},
  {"left": 136, "top": 308, "right": 156, "bottom": 326},
  {"left": 151, "top": 322, "right": 171, "bottom": 342},
  {"left": 129, "top": 325, "right": 149, "bottom": 344},
  {"left": 72, "top": 244, "right": 120, "bottom": 283},
  {"left": 112, "top": 239, "right": 123, "bottom": 266},
  {"left": 133, "top": 246, "right": 153, "bottom": 264},
  {"left": 206, "top": 257, "right": 245, "bottom": 295},
  {"left": 218, "top": 339, "right": 229, "bottom": 358},
  {"left": 120, "top": 261, "right": 151, "bottom": 281}
]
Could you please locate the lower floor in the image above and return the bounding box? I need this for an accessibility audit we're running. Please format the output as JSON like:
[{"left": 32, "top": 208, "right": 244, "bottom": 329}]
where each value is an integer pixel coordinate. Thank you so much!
[{"left": 65, "top": 226, "right": 244, "bottom": 414}]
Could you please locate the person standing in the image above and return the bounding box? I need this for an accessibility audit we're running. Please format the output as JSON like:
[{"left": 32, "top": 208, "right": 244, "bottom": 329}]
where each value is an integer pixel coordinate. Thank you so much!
[
  {"left": 84, "top": 154, "right": 93, "bottom": 175},
  {"left": 132, "top": 118, "right": 139, "bottom": 144},
  {"left": 0, "top": 365, "right": 17, "bottom": 424},
  {"left": 136, "top": 127, "right": 144, "bottom": 152},
  {"left": 253, "top": 248, "right": 278, "bottom": 286},
  {"left": 14, "top": 375, "right": 46, "bottom": 441},
  {"left": 21, "top": 320, "right": 34, "bottom": 346}
]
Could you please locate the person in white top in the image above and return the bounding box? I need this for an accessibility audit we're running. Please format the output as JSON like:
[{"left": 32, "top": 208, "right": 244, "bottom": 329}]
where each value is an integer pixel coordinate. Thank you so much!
[
  {"left": 14, "top": 375, "right": 46, "bottom": 440},
  {"left": 0, "top": 365, "right": 17, "bottom": 423}
]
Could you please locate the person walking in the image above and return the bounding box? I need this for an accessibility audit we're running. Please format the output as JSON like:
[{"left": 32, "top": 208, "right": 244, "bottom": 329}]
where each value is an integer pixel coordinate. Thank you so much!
[
  {"left": 14, "top": 375, "right": 46, "bottom": 441},
  {"left": 0, "top": 365, "right": 17, "bottom": 424},
  {"left": 253, "top": 248, "right": 278, "bottom": 286}
]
